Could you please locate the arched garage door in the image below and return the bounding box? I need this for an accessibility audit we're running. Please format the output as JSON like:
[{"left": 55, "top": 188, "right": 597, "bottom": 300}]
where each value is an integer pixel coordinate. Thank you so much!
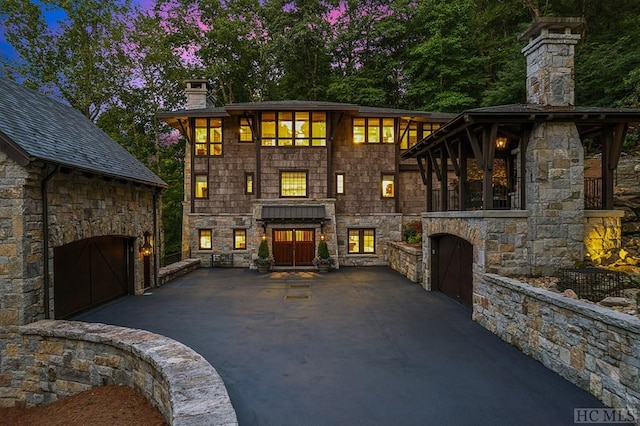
[
  {"left": 54, "top": 236, "right": 132, "bottom": 318},
  {"left": 432, "top": 235, "right": 473, "bottom": 305}
]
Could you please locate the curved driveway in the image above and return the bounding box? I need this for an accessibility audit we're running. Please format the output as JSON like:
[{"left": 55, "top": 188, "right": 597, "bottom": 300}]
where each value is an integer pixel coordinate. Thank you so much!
[{"left": 74, "top": 266, "right": 604, "bottom": 425}]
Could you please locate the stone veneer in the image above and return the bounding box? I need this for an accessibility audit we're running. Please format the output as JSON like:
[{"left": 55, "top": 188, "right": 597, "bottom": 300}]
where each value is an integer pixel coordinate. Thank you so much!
[
  {"left": 388, "top": 241, "right": 422, "bottom": 283},
  {"left": 584, "top": 210, "right": 625, "bottom": 264},
  {"left": 474, "top": 275, "right": 640, "bottom": 416},
  {"left": 0, "top": 320, "right": 237, "bottom": 425}
]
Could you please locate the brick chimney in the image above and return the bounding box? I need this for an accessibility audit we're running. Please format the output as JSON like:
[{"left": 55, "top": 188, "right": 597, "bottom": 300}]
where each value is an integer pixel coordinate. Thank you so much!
[
  {"left": 184, "top": 79, "right": 212, "bottom": 110},
  {"left": 519, "top": 17, "right": 585, "bottom": 107}
]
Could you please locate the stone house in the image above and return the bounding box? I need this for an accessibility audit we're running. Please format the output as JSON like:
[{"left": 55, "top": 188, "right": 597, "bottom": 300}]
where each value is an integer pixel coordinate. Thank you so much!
[
  {"left": 158, "top": 96, "right": 453, "bottom": 268},
  {"left": 0, "top": 78, "right": 166, "bottom": 325}
]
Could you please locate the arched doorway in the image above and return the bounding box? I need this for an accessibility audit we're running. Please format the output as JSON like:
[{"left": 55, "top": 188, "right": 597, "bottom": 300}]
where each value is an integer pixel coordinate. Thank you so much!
[{"left": 432, "top": 235, "right": 473, "bottom": 305}]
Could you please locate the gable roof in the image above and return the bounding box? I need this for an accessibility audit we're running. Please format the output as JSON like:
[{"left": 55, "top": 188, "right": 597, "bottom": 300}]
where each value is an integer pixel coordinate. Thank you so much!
[{"left": 0, "top": 78, "right": 166, "bottom": 187}]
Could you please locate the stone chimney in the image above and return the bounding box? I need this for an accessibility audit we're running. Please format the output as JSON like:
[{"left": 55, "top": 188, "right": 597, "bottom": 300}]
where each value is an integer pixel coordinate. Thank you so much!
[
  {"left": 519, "top": 17, "right": 585, "bottom": 107},
  {"left": 184, "top": 79, "right": 212, "bottom": 110}
]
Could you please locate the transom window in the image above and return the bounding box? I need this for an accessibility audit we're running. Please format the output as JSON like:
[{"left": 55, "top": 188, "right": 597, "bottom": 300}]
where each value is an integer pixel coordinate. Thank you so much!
[
  {"left": 198, "top": 229, "right": 212, "bottom": 250},
  {"left": 353, "top": 118, "right": 394, "bottom": 144},
  {"left": 234, "top": 229, "right": 246, "bottom": 250},
  {"left": 280, "top": 171, "right": 308, "bottom": 197},
  {"left": 261, "top": 111, "right": 326, "bottom": 146},
  {"left": 194, "top": 174, "right": 208, "bottom": 198},
  {"left": 348, "top": 229, "right": 375, "bottom": 254},
  {"left": 195, "top": 118, "right": 223, "bottom": 156}
]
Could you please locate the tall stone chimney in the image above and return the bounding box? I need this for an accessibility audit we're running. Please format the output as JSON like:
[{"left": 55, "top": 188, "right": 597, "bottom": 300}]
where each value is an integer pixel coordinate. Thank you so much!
[
  {"left": 184, "top": 79, "right": 212, "bottom": 110},
  {"left": 519, "top": 17, "right": 585, "bottom": 107}
]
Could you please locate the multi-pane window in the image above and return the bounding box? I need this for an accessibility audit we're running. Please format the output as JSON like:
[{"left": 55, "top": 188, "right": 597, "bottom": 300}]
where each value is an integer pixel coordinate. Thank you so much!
[
  {"left": 199, "top": 229, "right": 212, "bottom": 250},
  {"left": 382, "top": 174, "right": 395, "bottom": 198},
  {"left": 400, "top": 122, "right": 440, "bottom": 150},
  {"left": 280, "top": 171, "right": 308, "bottom": 197},
  {"left": 194, "top": 174, "right": 208, "bottom": 198},
  {"left": 348, "top": 229, "right": 375, "bottom": 254},
  {"left": 353, "top": 118, "right": 395, "bottom": 144},
  {"left": 245, "top": 173, "right": 254, "bottom": 194},
  {"left": 240, "top": 118, "right": 253, "bottom": 142},
  {"left": 261, "top": 111, "right": 326, "bottom": 146},
  {"left": 195, "top": 118, "right": 223, "bottom": 156},
  {"left": 234, "top": 229, "right": 246, "bottom": 250},
  {"left": 336, "top": 173, "right": 345, "bottom": 195}
]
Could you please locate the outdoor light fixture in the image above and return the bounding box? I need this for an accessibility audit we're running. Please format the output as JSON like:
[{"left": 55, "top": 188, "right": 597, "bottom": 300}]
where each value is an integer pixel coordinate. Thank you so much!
[
  {"left": 495, "top": 137, "right": 508, "bottom": 150},
  {"left": 320, "top": 234, "right": 325, "bottom": 241},
  {"left": 262, "top": 234, "right": 267, "bottom": 241},
  {"left": 140, "top": 231, "right": 153, "bottom": 257}
]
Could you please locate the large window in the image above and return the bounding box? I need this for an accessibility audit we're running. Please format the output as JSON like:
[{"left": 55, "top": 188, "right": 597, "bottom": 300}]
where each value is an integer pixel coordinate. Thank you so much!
[
  {"left": 353, "top": 118, "right": 394, "bottom": 144},
  {"left": 195, "top": 118, "right": 223, "bottom": 156},
  {"left": 199, "top": 229, "right": 212, "bottom": 250},
  {"left": 261, "top": 111, "right": 326, "bottom": 146},
  {"left": 280, "top": 171, "right": 308, "bottom": 197},
  {"left": 234, "top": 229, "right": 246, "bottom": 250},
  {"left": 348, "top": 229, "right": 375, "bottom": 254},
  {"left": 381, "top": 174, "right": 395, "bottom": 198},
  {"left": 194, "top": 174, "right": 208, "bottom": 198}
]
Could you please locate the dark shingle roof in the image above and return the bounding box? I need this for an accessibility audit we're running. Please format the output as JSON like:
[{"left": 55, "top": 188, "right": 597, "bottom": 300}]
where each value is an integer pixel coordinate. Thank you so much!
[{"left": 0, "top": 78, "right": 166, "bottom": 187}]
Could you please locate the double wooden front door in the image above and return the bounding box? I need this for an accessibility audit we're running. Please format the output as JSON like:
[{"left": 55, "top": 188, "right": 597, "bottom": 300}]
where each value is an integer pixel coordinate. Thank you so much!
[{"left": 272, "top": 229, "right": 315, "bottom": 266}]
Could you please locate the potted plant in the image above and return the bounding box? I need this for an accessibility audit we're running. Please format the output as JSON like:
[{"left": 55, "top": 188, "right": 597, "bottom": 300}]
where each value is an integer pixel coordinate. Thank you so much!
[
  {"left": 313, "top": 239, "right": 333, "bottom": 273},
  {"left": 254, "top": 239, "right": 273, "bottom": 273}
]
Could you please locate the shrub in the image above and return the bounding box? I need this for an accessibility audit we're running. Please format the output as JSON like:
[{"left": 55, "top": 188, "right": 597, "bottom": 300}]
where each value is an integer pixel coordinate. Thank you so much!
[
  {"left": 404, "top": 221, "right": 423, "bottom": 244},
  {"left": 258, "top": 239, "right": 270, "bottom": 259}
]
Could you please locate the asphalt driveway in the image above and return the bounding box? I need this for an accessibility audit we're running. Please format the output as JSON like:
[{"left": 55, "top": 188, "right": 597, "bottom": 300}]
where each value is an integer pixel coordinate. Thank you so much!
[{"left": 73, "top": 266, "right": 604, "bottom": 425}]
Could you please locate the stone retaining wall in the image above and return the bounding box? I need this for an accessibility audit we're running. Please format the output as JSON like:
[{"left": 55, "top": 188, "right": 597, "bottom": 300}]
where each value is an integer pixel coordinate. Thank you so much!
[
  {"left": 0, "top": 320, "right": 237, "bottom": 425},
  {"left": 158, "top": 258, "right": 201, "bottom": 286},
  {"left": 388, "top": 241, "right": 422, "bottom": 283},
  {"left": 474, "top": 275, "right": 640, "bottom": 415}
]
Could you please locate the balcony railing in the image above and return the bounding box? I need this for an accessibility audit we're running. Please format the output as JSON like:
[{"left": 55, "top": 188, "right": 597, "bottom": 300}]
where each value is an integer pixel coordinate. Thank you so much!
[
  {"left": 430, "top": 178, "right": 521, "bottom": 211},
  {"left": 584, "top": 178, "right": 603, "bottom": 210}
]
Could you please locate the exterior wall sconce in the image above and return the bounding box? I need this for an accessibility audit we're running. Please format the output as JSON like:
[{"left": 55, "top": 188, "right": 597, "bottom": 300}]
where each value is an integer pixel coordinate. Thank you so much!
[
  {"left": 320, "top": 234, "right": 325, "bottom": 241},
  {"left": 262, "top": 233, "right": 267, "bottom": 241},
  {"left": 140, "top": 231, "right": 153, "bottom": 257},
  {"left": 495, "top": 137, "right": 508, "bottom": 150}
]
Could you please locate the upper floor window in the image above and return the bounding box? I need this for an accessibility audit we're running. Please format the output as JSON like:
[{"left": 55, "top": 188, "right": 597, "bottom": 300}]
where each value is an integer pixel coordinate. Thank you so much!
[
  {"left": 194, "top": 174, "right": 208, "bottom": 198},
  {"left": 280, "top": 171, "right": 308, "bottom": 197},
  {"left": 261, "top": 111, "right": 326, "bottom": 146},
  {"left": 382, "top": 174, "right": 395, "bottom": 198},
  {"left": 240, "top": 118, "right": 253, "bottom": 142},
  {"left": 336, "top": 173, "right": 345, "bottom": 195},
  {"left": 353, "top": 118, "right": 394, "bottom": 144},
  {"left": 400, "top": 122, "right": 440, "bottom": 150},
  {"left": 195, "top": 118, "right": 222, "bottom": 156},
  {"left": 245, "top": 172, "right": 254, "bottom": 195}
]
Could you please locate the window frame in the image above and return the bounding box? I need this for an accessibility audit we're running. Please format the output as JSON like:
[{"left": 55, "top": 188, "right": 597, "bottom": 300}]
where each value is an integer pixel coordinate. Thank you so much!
[
  {"left": 260, "top": 111, "right": 326, "bottom": 147},
  {"left": 245, "top": 172, "right": 254, "bottom": 195},
  {"left": 194, "top": 118, "right": 223, "bottom": 156},
  {"left": 198, "top": 229, "right": 212, "bottom": 250},
  {"left": 348, "top": 228, "right": 376, "bottom": 254},
  {"left": 239, "top": 117, "right": 253, "bottom": 143},
  {"left": 233, "top": 229, "right": 247, "bottom": 250},
  {"left": 353, "top": 117, "right": 396, "bottom": 144},
  {"left": 280, "top": 170, "right": 308, "bottom": 198},
  {"left": 336, "top": 173, "right": 345, "bottom": 195},
  {"left": 381, "top": 173, "right": 396, "bottom": 199},
  {"left": 194, "top": 174, "right": 209, "bottom": 199}
]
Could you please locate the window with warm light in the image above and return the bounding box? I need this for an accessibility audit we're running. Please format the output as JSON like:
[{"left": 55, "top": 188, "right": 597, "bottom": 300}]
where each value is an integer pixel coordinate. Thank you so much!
[
  {"left": 194, "top": 174, "right": 208, "bottom": 198},
  {"left": 381, "top": 174, "right": 395, "bottom": 198},
  {"left": 240, "top": 118, "right": 253, "bottom": 142},
  {"left": 400, "top": 122, "right": 418, "bottom": 150},
  {"left": 245, "top": 172, "right": 254, "bottom": 194},
  {"left": 194, "top": 118, "right": 223, "bottom": 156},
  {"left": 336, "top": 173, "right": 345, "bottom": 195},
  {"left": 199, "top": 229, "right": 212, "bottom": 250},
  {"left": 353, "top": 118, "right": 395, "bottom": 144},
  {"left": 261, "top": 111, "right": 326, "bottom": 146},
  {"left": 233, "top": 229, "right": 246, "bottom": 250},
  {"left": 280, "top": 171, "right": 308, "bottom": 197},
  {"left": 348, "top": 228, "right": 375, "bottom": 254}
]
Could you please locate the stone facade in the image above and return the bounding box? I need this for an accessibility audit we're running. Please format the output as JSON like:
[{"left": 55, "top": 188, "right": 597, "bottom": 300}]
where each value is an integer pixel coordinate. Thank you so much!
[
  {"left": 0, "top": 320, "right": 237, "bottom": 425},
  {"left": 388, "top": 241, "right": 422, "bottom": 283},
  {"left": 584, "top": 211, "right": 625, "bottom": 264},
  {"left": 474, "top": 275, "right": 640, "bottom": 416},
  {"left": 0, "top": 152, "right": 158, "bottom": 325}
]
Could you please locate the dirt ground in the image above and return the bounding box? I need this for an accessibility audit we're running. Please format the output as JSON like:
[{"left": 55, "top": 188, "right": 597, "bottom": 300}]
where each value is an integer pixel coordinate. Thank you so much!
[{"left": 0, "top": 385, "right": 167, "bottom": 426}]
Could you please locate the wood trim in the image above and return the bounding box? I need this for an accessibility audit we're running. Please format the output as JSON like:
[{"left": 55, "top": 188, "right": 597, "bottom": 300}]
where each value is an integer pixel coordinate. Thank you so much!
[{"left": 466, "top": 128, "right": 484, "bottom": 170}]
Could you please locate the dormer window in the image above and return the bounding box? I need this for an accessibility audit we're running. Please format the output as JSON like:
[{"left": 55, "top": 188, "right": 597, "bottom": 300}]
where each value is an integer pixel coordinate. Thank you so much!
[{"left": 195, "top": 118, "right": 223, "bottom": 156}]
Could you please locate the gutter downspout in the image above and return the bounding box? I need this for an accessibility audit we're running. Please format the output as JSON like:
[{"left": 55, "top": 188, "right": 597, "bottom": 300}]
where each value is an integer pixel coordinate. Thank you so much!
[{"left": 42, "top": 164, "right": 59, "bottom": 319}]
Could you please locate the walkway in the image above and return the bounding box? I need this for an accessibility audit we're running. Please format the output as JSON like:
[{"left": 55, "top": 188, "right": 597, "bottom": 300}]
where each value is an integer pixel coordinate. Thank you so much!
[{"left": 74, "top": 267, "right": 604, "bottom": 425}]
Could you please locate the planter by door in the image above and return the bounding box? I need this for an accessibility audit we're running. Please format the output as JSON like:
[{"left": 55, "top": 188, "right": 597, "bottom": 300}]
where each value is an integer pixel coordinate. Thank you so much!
[
  {"left": 257, "top": 263, "right": 271, "bottom": 273},
  {"left": 317, "top": 263, "right": 330, "bottom": 273}
]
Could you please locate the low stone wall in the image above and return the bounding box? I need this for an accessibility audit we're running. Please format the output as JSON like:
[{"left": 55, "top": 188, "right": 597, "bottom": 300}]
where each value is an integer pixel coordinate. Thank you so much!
[
  {"left": 388, "top": 241, "right": 422, "bottom": 283},
  {"left": 158, "top": 258, "right": 201, "bottom": 286},
  {"left": 0, "top": 320, "right": 237, "bottom": 425},
  {"left": 474, "top": 275, "right": 640, "bottom": 414}
]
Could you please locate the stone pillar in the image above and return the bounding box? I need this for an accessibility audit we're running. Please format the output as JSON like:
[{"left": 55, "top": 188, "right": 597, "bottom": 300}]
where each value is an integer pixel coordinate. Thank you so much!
[
  {"left": 184, "top": 79, "right": 211, "bottom": 110},
  {"left": 519, "top": 17, "right": 584, "bottom": 107}
]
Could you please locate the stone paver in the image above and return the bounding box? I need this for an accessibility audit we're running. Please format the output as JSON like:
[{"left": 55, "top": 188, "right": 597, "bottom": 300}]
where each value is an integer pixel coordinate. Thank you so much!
[{"left": 74, "top": 267, "right": 605, "bottom": 426}]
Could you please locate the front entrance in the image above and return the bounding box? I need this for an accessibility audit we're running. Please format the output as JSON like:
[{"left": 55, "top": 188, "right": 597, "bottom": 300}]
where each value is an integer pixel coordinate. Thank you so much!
[
  {"left": 273, "top": 228, "right": 315, "bottom": 266},
  {"left": 432, "top": 235, "right": 473, "bottom": 305}
]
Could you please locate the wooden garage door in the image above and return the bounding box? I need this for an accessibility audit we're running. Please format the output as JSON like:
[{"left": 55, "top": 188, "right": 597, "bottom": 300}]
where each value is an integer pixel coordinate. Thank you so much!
[
  {"left": 54, "top": 236, "right": 131, "bottom": 318},
  {"left": 434, "top": 235, "right": 473, "bottom": 305}
]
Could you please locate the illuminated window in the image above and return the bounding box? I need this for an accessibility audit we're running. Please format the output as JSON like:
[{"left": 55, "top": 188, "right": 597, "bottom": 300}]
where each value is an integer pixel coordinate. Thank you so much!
[
  {"left": 382, "top": 174, "right": 395, "bottom": 198},
  {"left": 261, "top": 112, "right": 326, "bottom": 146},
  {"left": 240, "top": 118, "right": 253, "bottom": 142},
  {"left": 194, "top": 174, "right": 208, "bottom": 198},
  {"left": 245, "top": 173, "right": 254, "bottom": 195},
  {"left": 199, "top": 229, "right": 212, "bottom": 250},
  {"left": 400, "top": 122, "right": 418, "bottom": 150},
  {"left": 280, "top": 171, "right": 308, "bottom": 197},
  {"left": 234, "top": 229, "right": 246, "bottom": 250},
  {"left": 348, "top": 228, "right": 375, "bottom": 254},
  {"left": 336, "top": 173, "right": 345, "bottom": 195},
  {"left": 353, "top": 118, "right": 395, "bottom": 144},
  {"left": 194, "top": 118, "right": 222, "bottom": 156}
]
